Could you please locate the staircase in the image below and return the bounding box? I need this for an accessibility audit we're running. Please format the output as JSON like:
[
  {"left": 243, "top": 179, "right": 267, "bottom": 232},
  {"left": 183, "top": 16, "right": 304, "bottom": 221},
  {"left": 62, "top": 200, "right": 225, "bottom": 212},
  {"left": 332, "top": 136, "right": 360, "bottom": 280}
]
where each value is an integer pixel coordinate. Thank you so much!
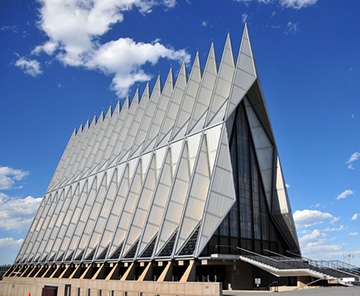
[{"left": 236, "top": 248, "right": 360, "bottom": 287}]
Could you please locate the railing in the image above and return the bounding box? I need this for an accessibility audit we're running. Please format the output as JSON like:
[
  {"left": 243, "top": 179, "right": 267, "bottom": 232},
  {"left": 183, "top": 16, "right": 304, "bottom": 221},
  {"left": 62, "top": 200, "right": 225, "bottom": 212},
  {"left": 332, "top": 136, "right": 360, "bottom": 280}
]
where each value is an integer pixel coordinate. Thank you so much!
[
  {"left": 286, "top": 250, "right": 360, "bottom": 281},
  {"left": 215, "top": 245, "right": 360, "bottom": 285}
]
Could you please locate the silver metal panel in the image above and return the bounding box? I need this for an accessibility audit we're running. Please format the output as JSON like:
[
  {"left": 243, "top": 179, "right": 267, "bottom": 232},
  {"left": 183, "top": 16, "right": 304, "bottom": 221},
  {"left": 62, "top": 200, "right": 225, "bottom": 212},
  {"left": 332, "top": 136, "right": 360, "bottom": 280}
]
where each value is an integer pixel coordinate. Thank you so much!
[
  {"left": 118, "top": 84, "right": 150, "bottom": 160},
  {"left": 141, "top": 68, "right": 173, "bottom": 153},
  {"left": 275, "top": 155, "right": 289, "bottom": 214},
  {"left": 187, "top": 132, "right": 201, "bottom": 174},
  {"left": 122, "top": 155, "right": 157, "bottom": 257},
  {"left": 226, "top": 23, "right": 257, "bottom": 119},
  {"left": 196, "top": 127, "right": 236, "bottom": 257},
  {"left": 71, "top": 172, "right": 108, "bottom": 259},
  {"left": 108, "top": 159, "right": 144, "bottom": 259},
  {"left": 175, "top": 135, "right": 210, "bottom": 255},
  {"left": 205, "top": 33, "right": 235, "bottom": 127},
  {"left": 187, "top": 43, "right": 218, "bottom": 135},
  {"left": 244, "top": 98, "right": 274, "bottom": 208},
  {"left": 138, "top": 148, "right": 173, "bottom": 257},
  {"left": 205, "top": 124, "right": 222, "bottom": 173},
  {"left": 170, "top": 140, "right": 183, "bottom": 176},
  {"left": 155, "top": 62, "right": 187, "bottom": 146},
  {"left": 46, "top": 128, "right": 77, "bottom": 192},
  {"left": 153, "top": 141, "right": 190, "bottom": 256},
  {"left": 93, "top": 164, "right": 129, "bottom": 259},
  {"left": 170, "top": 53, "right": 201, "bottom": 141},
  {"left": 129, "top": 76, "right": 162, "bottom": 157}
]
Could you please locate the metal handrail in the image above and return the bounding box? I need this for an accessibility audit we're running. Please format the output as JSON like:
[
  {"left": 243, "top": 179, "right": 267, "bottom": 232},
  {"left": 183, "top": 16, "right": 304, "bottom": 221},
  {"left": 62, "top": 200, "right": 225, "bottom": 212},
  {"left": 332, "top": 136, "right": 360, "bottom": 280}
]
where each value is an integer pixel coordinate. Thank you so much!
[
  {"left": 264, "top": 249, "right": 303, "bottom": 261},
  {"left": 232, "top": 246, "right": 310, "bottom": 270},
  {"left": 286, "top": 250, "right": 360, "bottom": 280}
]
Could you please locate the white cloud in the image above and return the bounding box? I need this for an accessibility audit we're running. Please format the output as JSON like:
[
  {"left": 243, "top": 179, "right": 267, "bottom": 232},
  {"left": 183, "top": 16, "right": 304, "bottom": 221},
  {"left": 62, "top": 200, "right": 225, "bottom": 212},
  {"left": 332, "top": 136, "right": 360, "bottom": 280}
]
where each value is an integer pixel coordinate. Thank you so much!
[
  {"left": 0, "top": 193, "right": 42, "bottom": 231},
  {"left": 279, "top": 0, "right": 317, "bottom": 9},
  {"left": 336, "top": 189, "right": 354, "bottom": 200},
  {"left": 349, "top": 232, "right": 359, "bottom": 236},
  {"left": 15, "top": 57, "right": 42, "bottom": 77},
  {"left": 352, "top": 213, "right": 358, "bottom": 221},
  {"left": 1, "top": 25, "right": 18, "bottom": 33},
  {"left": 293, "top": 209, "right": 334, "bottom": 228},
  {"left": 88, "top": 38, "right": 190, "bottom": 97},
  {"left": 201, "top": 21, "right": 208, "bottom": 27},
  {"left": 242, "top": 13, "right": 248, "bottom": 23},
  {"left": 300, "top": 229, "right": 326, "bottom": 244},
  {"left": 329, "top": 216, "right": 340, "bottom": 225},
  {"left": 0, "top": 166, "right": 29, "bottom": 190},
  {"left": 0, "top": 238, "right": 24, "bottom": 248},
  {"left": 324, "top": 225, "right": 344, "bottom": 232},
  {"left": 299, "top": 229, "right": 342, "bottom": 258},
  {"left": 30, "top": 0, "right": 189, "bottom": 97},
  {"left": 285, "top": 21, "right": 299, "bottom": 34},
  {"left": 346, "top": 152, "right": 360, "bottom": 170},
  {"left": 233, "top": 0, "right": 317, "bottom": 9}
]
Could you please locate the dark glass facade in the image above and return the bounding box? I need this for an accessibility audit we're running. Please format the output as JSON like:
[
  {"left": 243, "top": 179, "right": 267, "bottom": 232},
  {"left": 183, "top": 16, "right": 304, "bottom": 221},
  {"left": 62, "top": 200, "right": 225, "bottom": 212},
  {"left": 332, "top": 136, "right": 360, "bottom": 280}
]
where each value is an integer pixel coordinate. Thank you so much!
[{"left": 201, "top": 100, "right": 291, "bottom": 257}]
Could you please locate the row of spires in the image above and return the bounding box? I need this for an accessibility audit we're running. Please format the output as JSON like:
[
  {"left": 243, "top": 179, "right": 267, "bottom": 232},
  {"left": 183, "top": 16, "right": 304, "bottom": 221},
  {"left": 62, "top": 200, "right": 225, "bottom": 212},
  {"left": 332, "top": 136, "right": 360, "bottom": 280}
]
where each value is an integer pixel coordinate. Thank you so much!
[{"left": 71, "top": 31, "right": 242, "bottom": 138}]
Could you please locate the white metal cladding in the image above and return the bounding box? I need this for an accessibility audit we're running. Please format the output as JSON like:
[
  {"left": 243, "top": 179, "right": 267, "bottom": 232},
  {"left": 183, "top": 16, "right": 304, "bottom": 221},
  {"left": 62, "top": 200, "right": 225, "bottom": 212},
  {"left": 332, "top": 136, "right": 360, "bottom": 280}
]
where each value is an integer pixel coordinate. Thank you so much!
[
  {"left": 244, "top": 97, "right": 274, "bottom": 209},
  {"left": 170, "top": 52, "right": 202, "bottom": 141},
  {"left": 15, "top": 24, "right": 301, "bottom": 265},
  {"left": 226, "top": 23, "right": 257, "bottom": 120},
  {"left": 205, "top": 33, "right": 235, "bottom": 127},
  {"left": 196, "top": 125, "right": 236, "bottom": 257}
]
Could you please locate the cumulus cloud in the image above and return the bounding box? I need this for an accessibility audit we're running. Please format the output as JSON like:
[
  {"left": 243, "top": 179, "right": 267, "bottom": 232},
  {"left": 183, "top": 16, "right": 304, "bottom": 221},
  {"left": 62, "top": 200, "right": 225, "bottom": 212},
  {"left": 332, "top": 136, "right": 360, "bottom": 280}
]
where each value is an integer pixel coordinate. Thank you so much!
[
  {"left": 349, "top": 232, "right": 359, "bottom": 236},
  {"left": 336, "top": 189, "right": 354, "bottom": 200},
  {"left": 293, "top": 209, "right": 334, "bottom": 228},
  {"left": 30, "top": 0, "right": 189, "bottom": 97},
  {"left": 0, "top": 166, "right": 29, "bottom": 190},
  {"left": 234, "top": 0, "right": 317, "bottom": 9},
  {"left": 352, "top": 213, "right": 358, "bottom": 221},
  {"left": 15, "top": 57, "right": 42, "bottom": 77},
  {"left": 0, "top": 238, "right": 24, "bottom": 248},
  {"left": 346, "top": 152, "right": 360, "bottom": 170},
  {"left": 0, "top": 193, "right": 42, "bottom": 231},
  {"left": 88, "top": 38, "right": 190, "bottom": 97},
  {"left": 299, "top": 229, "right": 342, "bottom": 258}
]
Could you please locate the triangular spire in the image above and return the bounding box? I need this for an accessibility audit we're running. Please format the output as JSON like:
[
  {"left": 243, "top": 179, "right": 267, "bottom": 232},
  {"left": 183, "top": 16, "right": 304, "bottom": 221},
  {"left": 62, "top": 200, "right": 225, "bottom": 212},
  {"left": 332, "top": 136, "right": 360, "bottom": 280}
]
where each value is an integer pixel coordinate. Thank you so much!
[
  {"left": 128, "top": 75, "right": 161, "bottom": 158},
  {"left": 155, "top": 61, "right": 187, "bottom": 146},
  {"left": 226, "top": 23, "right": 257, "bottom": 118},
  {"left": 114, "top": 99, "right": 121, "bottom": 114},
  {"left": 98, "top": 110, "right": 105, "bottom": 123},
  {"left": 105, "top": 105, "right": 112, "bottom": 119},
  {"left": 141, "top": 67, "right": 174, "bottom": 153},
  {"left": 131, "top": 88, "right": 140, "bottom": 105},
  {"left": 121, "top": 155, "right": 157, "bottom": 258},
  {"left": 154, "top": 143, "right": 190, "bottom": 256},
  {"left": 205, "top": 32, "right": 235, "bottom": 126},
  {"left": 142, "top": 82, "right": 150, "bottom": 101},
  {"left": 187, "top": 42, "right": 218, "bottom": 134},
  {"left": 90, "top": 114, "right": 97, "bottom": 128},
  {"left": 174, "top": 134, "right": 211, "bottom": 255},
  {"left": 123, "top": 94, "right": 130, "bottom": 109},
  {"left": 94, "top": 164, "right": 129, "bottom": 259},
  {"left": 196, "top": 126, "right": 236, "bottom": 256},
  {"left": 170, "top": 51, "right": 202, "bottom": 141}
]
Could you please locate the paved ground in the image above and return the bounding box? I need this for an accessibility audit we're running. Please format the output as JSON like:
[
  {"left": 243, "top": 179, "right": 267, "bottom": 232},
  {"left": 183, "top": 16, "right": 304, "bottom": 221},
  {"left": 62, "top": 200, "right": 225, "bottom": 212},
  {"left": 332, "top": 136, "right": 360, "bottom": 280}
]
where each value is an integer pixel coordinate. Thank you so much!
[{"left": 223, "top": 287, "right": 360, "bottom": 296}]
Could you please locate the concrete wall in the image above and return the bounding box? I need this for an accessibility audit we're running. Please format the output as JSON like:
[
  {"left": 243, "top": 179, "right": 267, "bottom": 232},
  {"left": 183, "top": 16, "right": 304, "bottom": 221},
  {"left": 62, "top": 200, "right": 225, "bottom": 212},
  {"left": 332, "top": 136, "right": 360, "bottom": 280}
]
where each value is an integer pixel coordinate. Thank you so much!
[{"left": 0, "top": 277, "right": 221, "bottom": 296}]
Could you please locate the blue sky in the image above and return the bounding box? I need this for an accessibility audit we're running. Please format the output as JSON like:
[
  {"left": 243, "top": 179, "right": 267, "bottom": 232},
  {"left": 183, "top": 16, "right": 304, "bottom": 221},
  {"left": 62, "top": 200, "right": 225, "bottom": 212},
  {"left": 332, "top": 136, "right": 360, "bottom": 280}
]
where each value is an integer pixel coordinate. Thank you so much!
[{"left": 1, "top": 0, "right": 360, "bottom": 266}]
